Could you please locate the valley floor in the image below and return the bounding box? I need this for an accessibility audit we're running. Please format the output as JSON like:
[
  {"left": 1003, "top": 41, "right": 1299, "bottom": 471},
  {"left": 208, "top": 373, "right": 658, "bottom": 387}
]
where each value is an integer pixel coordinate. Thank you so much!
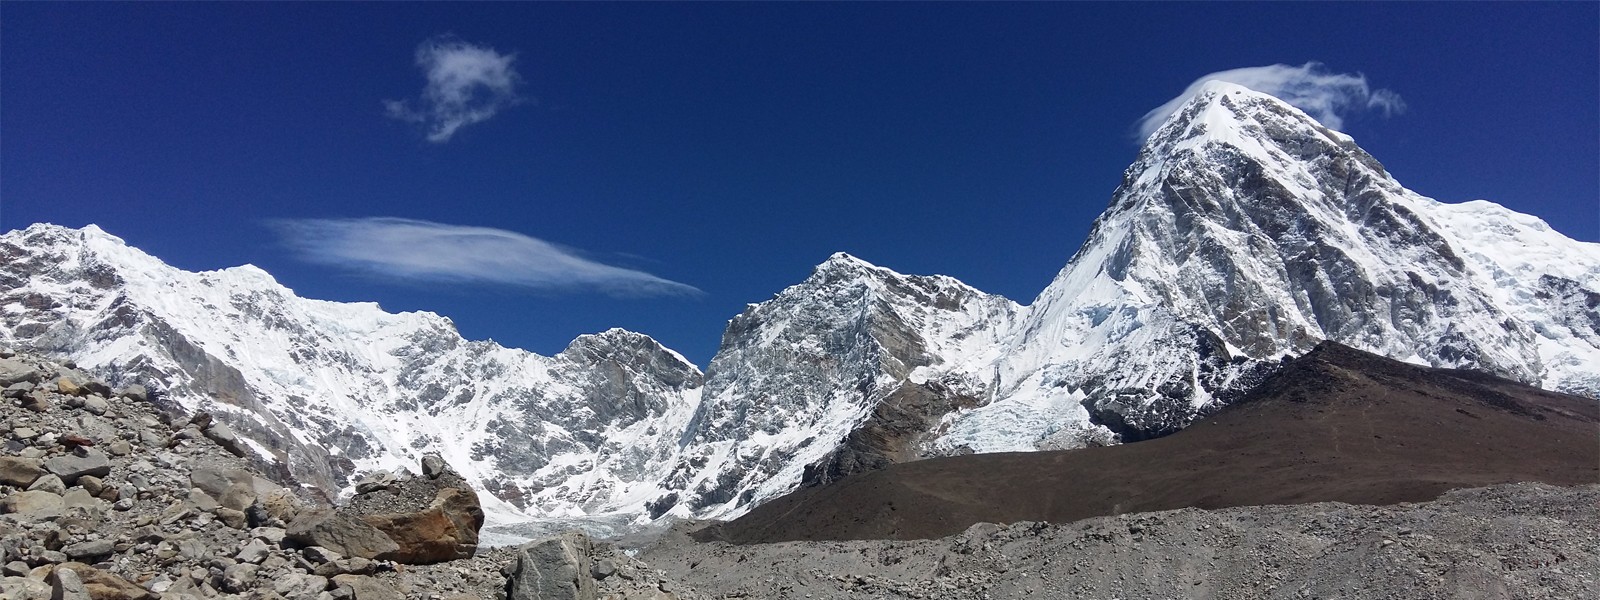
[{"left": 633, "top": 482, "right": 1598, "bottom": 600}]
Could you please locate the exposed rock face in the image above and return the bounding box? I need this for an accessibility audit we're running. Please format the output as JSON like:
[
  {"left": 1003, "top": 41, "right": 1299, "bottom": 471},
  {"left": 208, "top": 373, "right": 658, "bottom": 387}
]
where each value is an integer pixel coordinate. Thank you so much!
[
  {"left": 662, "top": 254, "right": 1017, "bottom": 516},
  {"left": 507, "top": 532, "right": 596, "bottom": 600}
]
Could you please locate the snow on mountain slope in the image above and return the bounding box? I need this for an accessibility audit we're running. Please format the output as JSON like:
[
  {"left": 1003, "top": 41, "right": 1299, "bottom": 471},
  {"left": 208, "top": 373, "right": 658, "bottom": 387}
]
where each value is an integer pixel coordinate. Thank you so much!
[
  {"left": 936, "top": 80, "right": 1600, "bottom": 450},
  {"left": 648, "top": 253, "right": 1018, "bottom": 520},
  {"left": 0, "top": 223, "right": 704, "bottom": 530}
]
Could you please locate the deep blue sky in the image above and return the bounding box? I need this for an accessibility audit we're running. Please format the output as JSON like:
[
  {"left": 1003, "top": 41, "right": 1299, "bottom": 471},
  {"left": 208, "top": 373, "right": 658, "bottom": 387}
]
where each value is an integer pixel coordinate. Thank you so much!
[{"left": 4, "top": 2, "right": 1597, "bottom": 366}]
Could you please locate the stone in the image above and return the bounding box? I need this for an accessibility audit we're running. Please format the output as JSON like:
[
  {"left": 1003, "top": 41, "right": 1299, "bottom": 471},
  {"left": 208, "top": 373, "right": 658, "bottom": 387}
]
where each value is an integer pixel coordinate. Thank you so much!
[
  {"left": 41, "top": 449, "right": 111, "bottom": 486},
  {"left": 256, "top": 488, "right": 307, "bottom": 526},
  {"left": 61, "top": 540, "right": 113, "bottom": 562},
  {"left": 353, "top": 471, "right": 396, "bottom": 495},
  {"left": 272, "top": 573, "right": 328, "bottom": 598},
  {"left": 216, "top": 507, "right": 248, "bottom": 529},
  {"left": 45, "top": 565, "right": 90, "bottom": 600},
  {"left": 0, "top": 491, "right": 64, "bottom": 519},
  {"left": 79, "top": 397, "right": 108, "bottom": 416},
  {"left": 302, "top": 546, "right": 342, "bottom": 565},
  {"left": 3, "top": 575, "right": 51, "bottom": 600},
  {"left": 221, "top": 563, "right": 259, "bottom": 594},
  {"left": 76, "top": 476, "right": 105, "bottom": 498},
  {"left": 187, "top": 412, "right": 212, "bottom": 430},
  {"left": 119, "top": 385, "right": 147, "bottom": 403},
  {"left": 4, "top": 381, "right": 35, "bottom": 398},
  {"left": 201, "top": 422, "right": 247, "bottom": 457},
  {"left": 0, "top": 359, "right": 40, "bottom": 386},
  {"left": 420, "top": 455, "right": 447, "bottom": 479},
  {"left": 329, "top": 574, "right": 403, "bottom": 600},
  {"left": 0, "top": 456, "right": 45, "bottom": 487},
  {"left": 235, "top": 539, "right": 270, "bottom": 564},
  {"left": 54, "top": 378, "right": 86, "bottom": 397},
  {"left": 10, "top": 426, "right": 38, "bottom": 440},
  {"left": 20, "top": 392, "right": 51, "bottom": 413},
  {"left": 27, "top": 474, "right": 67, "bottom": 495},
  {"left": 591, "top": 559, "right": 617, "bottom": 581},
  {"left": 52, "top": 563, "right": 158, "bottom": 600},
  {"left": 103, "top": 440, "right": 130, "bottom": 457},
  {"left": 185, "top": 488, "right": 220, "bottom": 512},
  {"left": 4, "top": 561, "right": 29, "bottom": 576},
  {"left": 284, "top": 509, "right": 399, "bottom": 560},
  {"left": 189, "top": 467, "right": 273, "bottom": 513},
  {"left": 506, "top": 532, "right": 595, "bottom": 600},
  {"left": 360, "top": 487, "right": 484, "bottom": 564}
]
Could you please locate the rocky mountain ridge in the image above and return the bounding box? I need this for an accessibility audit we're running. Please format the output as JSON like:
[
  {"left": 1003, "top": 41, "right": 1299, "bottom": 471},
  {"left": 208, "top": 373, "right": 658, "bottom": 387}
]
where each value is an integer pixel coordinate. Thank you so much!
[{"left": 2, "top": 82, "right": 1596, "bottom": 534}]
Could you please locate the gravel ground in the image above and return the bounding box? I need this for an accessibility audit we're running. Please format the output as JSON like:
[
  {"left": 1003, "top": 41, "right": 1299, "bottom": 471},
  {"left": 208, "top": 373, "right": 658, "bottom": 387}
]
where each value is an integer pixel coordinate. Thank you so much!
[{"left": 638, "top": 482, "right": 1600, "bottom": 600}]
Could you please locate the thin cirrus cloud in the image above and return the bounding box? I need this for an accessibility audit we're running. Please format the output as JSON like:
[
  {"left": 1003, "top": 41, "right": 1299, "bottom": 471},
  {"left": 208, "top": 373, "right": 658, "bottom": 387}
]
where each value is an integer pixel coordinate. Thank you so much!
[
  {"left": 1136, "top": 62, "right": 1406, "bottom": 139},
  {"left": 384, "top": 36, "right": 523, "bottom": 143},
  {"left": 269, "top": 218, "right": 701, "bottom": 298}
]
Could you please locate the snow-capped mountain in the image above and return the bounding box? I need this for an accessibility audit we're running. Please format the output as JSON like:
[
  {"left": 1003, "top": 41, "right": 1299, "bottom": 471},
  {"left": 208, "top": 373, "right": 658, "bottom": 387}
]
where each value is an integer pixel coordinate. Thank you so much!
[
  {"left": 0, "top": 224, "right": 705, "bottom": 531},
  {"left": 943, "top": 81, "right": 1600, "bottom": 449},
  {"left": 3, "top": 81, "right": 1595, "bottom": 535}
]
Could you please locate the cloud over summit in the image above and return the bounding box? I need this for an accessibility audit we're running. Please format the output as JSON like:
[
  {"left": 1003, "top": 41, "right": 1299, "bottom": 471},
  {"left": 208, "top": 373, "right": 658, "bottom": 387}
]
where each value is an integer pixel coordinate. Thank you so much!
[
  {"left": 1137, "top": 63, "right": 1405, "bottom": 139},
  {"left": 271, "top": 217, "right": 701, "bottom": 297},
  {"left": 385, "top": 36, "right": 523, "bottom": 143}
]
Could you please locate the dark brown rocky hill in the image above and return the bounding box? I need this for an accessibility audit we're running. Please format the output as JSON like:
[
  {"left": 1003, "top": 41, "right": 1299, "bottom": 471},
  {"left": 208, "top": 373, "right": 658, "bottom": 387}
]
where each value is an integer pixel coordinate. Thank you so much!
[{"left": 698, "top": 341, "right": 1600, "bottom": 543}]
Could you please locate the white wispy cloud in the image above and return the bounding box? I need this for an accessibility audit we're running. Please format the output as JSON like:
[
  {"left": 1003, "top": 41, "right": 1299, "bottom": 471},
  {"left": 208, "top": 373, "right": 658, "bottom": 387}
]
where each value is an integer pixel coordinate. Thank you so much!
[
  {"left": 270, "top": 217, "right": 701, "bottom": 297},
  {"left": 1136, "top": 62, "right": 1405, "bottom": 139},
  {"left": 384, "top": 36, "right": 523, "bottom": 143}
]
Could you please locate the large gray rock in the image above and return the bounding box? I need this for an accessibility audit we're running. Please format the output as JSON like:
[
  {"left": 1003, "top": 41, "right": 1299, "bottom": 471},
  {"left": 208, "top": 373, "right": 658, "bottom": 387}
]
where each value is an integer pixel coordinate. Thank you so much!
[
  {"left": 507, "top": 532, "right": 596, "bottom": 600},
  {"left": 188, "top": 467, "right": 274, "bottom": 513},
  {"left": 42, "top": 449, "right": 110, "bottom": 486},
  {"left": 284, "top": 509, "right": 400, "bottom": 560},
  {"left": 46, "top": 565, "right": 90, "bottom": 600},
  {"left": 0, "top": 359, "right": 40, "bottom": 386}
]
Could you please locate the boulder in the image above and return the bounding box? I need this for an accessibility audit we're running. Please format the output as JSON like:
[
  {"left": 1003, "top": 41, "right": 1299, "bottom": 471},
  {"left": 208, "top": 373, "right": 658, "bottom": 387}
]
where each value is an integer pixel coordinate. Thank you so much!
[
  {"left": 60, "top": 540, "right": 113, "bottom": 562},
  {"left": 201, "top": 423, "right": 248, "bottom": 457},
  {"left": 329, "top": 574, "right": 404, "bottom": 600},
  {"left": 284, "top": 509, "right": 400, "bottom": 560},
  {"left": 189, "top": 467, "right": 277, "bottom": 513},
  {"left": 1, "top": 575, "right": 50, "bottom": 600},
  {"left": 27, "top": 474, "right": 67, "bottom": 495},
  {"left": 420, "top": 455, "right": 447, "bottom": 479},
  {"left": 0, "top": 359, "right": 40, "bottom": 386},
  {"left": 506, "top": 532, "right": 596, "bottom": 600},
  {"left": 0, "top": 490, "right": 64, "bottom": 519},
  {"left": 0, "top": 457, "right": 44, "bottom": 487},
  {"left": 54, "top": 563, "right": 158, "bottom": 600},
  {"left": 118, "top": 385, "right": 147, "bottom": 403},
  {"left": 42, "top": 449, "right": 111, "bottom": 486},
  {"left": 46, "top": 565, "right": 90, "bottom": 600},
  {"left": 362, "top": 487, "right": 484, "bottom": 564},
  {"left": 54, "top": 378, "right": 86, "bottom": 397}
]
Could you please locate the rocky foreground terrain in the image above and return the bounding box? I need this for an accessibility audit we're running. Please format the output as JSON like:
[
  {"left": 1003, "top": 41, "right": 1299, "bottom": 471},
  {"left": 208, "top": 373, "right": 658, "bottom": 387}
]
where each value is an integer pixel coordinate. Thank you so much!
[{"left": 3, "top": 348, "right": 1596, "bottom": 600}]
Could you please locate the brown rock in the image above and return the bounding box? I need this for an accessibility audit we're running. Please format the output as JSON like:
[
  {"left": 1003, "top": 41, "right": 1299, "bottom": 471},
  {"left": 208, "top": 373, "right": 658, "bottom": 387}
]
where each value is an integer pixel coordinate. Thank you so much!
[
  {"left": 362, "top": 487, "right": 484, "bottom": 564},
  {"left": 0, "top": 456, "right": 44, "bottom": 487},
  {"left": 56, "top": 562, "right": 159, "bottom": 600},
  {"left": 55, "top": 378, "right": 86, "bottom": 397}
]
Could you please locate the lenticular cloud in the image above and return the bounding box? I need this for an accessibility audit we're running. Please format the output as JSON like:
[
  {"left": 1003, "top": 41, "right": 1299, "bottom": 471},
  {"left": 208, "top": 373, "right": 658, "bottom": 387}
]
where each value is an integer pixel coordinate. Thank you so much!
[
  {"left": 384, "top": 36, "right": 524, "bottom": 143},
  {"left": 270, "top": 217, "right": 700, "bottom": 297},
  {"left": 1136, "top": 63, "right": 1405, "bottom": 139}
]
